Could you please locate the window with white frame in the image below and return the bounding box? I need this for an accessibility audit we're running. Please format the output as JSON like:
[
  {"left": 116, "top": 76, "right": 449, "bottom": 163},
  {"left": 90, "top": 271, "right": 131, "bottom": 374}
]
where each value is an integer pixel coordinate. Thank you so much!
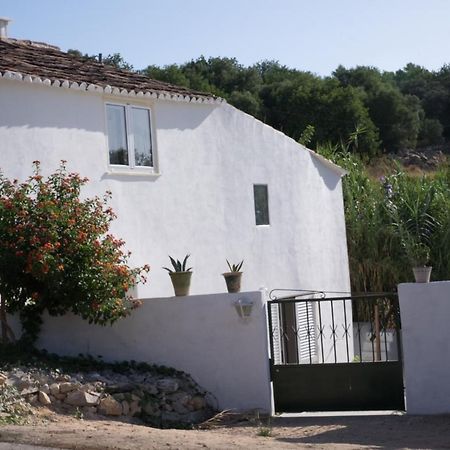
[{"left": 106, "top": 103, "right": 154, "bottom": 169}]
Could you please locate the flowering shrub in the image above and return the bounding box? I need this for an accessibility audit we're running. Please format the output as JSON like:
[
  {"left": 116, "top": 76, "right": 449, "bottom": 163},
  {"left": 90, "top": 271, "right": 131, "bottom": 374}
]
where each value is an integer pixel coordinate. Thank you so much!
[{"left": 0, "top": 161, "right": 149, "bottom": 343}]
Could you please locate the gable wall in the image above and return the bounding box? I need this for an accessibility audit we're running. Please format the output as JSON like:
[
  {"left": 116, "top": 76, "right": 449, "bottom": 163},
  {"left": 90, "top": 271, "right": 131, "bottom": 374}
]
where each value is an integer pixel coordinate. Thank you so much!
[{"left": 0, "top": 79, "right": 350, "bottom": 298}]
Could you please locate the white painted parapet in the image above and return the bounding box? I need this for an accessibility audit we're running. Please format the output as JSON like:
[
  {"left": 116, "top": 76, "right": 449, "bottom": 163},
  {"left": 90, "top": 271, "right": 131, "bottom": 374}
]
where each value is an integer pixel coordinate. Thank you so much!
[
  {"left": 33, "top": 291, "right": 272, "bottom": 413},
  {"left": 398, "top": 281, "right": 450, "bottom": 414}
]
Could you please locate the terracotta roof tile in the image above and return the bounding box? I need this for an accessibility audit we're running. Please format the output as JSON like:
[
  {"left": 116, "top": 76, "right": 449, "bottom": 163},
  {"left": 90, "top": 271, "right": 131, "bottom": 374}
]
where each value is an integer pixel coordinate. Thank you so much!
[{"left": 0, "top": 39, "right": 216, "bottom": 99}]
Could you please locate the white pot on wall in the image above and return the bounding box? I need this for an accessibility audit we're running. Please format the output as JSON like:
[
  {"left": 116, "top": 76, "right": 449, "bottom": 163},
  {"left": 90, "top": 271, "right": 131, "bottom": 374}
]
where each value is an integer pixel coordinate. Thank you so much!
[{"left": 412, "top": 266, "right": 432, "bottom": 283}]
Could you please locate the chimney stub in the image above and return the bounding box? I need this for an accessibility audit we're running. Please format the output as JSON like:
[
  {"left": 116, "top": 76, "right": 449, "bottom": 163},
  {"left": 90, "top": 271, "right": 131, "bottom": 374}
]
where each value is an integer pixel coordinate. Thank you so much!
[{"left": 0, "top": 17, "right": 11, "bottom": 39}]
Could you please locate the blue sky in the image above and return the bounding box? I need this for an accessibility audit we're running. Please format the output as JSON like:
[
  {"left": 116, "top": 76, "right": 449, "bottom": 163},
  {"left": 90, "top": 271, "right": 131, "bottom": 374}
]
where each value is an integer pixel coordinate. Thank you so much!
[{"left": 2, "top": 0, "right": 450, "bottom": 75}]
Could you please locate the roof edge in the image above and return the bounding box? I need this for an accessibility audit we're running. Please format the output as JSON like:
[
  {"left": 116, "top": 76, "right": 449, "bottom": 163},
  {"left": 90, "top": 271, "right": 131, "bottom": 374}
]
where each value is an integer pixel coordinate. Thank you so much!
[
  {"left": 0, "top": 69, "right": 226, "bottom": 105},
  {"left": 305, "top": 148, "right": 348, "bottom": 177},
  {"left": 223, "top": 103, "right": 347, "bottom": 177}
]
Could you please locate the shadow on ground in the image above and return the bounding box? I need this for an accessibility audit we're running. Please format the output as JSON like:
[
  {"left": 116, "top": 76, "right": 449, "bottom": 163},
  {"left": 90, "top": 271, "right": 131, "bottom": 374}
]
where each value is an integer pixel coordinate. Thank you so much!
[{"left": 268, "top": 414, "right": 450, "bottom": 449}]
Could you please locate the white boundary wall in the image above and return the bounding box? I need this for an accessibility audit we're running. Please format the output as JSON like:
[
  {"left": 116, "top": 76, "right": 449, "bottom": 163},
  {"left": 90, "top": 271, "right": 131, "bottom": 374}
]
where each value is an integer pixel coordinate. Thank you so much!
[
  {"left": 14, "top": 291, "right": 272, "bottom": 413},
  {"left": 398, "top": 281, "right": 450, "bottom": 414}
]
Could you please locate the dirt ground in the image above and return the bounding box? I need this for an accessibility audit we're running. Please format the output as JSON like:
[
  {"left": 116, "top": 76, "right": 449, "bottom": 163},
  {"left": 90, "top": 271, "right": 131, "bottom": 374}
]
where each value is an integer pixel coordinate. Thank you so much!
[{"left": 1, "top": 410, "right": 450, "bottom": 449}]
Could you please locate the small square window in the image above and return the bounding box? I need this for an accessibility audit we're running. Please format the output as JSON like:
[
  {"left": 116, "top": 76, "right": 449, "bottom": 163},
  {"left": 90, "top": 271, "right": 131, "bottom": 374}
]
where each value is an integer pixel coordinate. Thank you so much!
[{"left": 254, "top": 184, "right": 270, "bottom": 225}]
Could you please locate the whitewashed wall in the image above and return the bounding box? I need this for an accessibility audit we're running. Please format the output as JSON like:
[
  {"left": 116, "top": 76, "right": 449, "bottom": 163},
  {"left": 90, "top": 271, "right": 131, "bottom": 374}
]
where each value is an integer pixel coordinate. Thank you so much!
[
  {"left": 353, "top": 322, "right": 399, "bottom": 362},
  {"left": 398, "top": 281, "right": 450, "bottom": 414},
  {"left": 10, "top": 291, "right": 272, "bottom": 413},
  {"left": 0, "top": 78, "right": 351, "bottom": 299}
]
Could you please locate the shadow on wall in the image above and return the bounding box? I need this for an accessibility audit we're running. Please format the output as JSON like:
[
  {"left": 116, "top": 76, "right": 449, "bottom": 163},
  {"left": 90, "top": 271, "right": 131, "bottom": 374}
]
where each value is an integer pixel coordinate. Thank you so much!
[
  {"left": 308, "top": 152, "right": 341, "bottom": 191},
  {"left": 1, "top": 82, "right": 217, "bottom": 134},
  {"left": 0, "top": 84, "right": 103, "bottom": 133},
  {"left": 100, "top": 172, "right": 162, "bottom": 183},
  {"left": 154, "top": 102, "right": 218, "bottom": 131}
]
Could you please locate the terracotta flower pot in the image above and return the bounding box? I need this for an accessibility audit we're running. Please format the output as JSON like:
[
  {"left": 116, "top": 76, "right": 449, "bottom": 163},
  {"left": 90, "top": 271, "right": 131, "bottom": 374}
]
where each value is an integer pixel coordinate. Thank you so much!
[
  {"left": 412, "top": 266, "right": 432, "bottom": 283},
  {"left": 169, "top": 271, "right": 192, "bottom": 296},
  {"left": 222, "top": 272, "right": 242, "bottom": 293}
]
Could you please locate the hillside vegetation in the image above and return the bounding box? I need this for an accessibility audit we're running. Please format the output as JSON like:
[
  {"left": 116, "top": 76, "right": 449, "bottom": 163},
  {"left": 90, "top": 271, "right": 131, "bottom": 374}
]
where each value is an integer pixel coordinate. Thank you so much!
[
  {"left": 142, "top": 58, "right": 450, "bottom": 158},
  {"left": 319, "top": 139, "right": 449, "bottom": 291}
]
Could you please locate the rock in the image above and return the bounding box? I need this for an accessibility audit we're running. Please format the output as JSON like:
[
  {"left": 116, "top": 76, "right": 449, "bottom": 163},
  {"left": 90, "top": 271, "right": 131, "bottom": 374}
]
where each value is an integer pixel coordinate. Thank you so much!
[
  {"left": 53, "top": 392, "right": 66, "bottom": 401},
  {"left": 27, "top": 394, "right": 38, "bottom": 404},
  {"left": 36, "top": 375, "right": 49, "bottom": 385},
  {"left": 0, "top": 373, "right": 7, "bottom": 385},
  {"left": 129, "top": 373, "right": 147, "bottom": 384},
  {"left": 81, "top": 406, "right": 98, "bottom": 419},
  {"left": 3, "top": 360, "right": 212, "bottom": 425},
  {"left": 156, "top": 378, "right": 179, "bottom": 393},
  {"left": 172, "top": 402, "right": 189, "bottom": 415},
  {"left": 190, "top": 395, "right": 206, "bottom": 411},
  {"left": 129, "top": 400, "right": 141, "bottom": 417},
  {"left": 73, "top": 373, "right": 85, "bottom": 382},
  {"left": 112, "top": 393, "right": 125, "bottom": 402},
  {"left": 142, "top": 398, "right": 159, "bottom": 416},
  {"left": 65, "top": 390, "right": 100, "bottom": 407},
  {"left": 132, "top": 390, "right": 145, "bottom": 400},
  {"left": 142, "top": 383, "right": 158, "bottom": 395},
  {"left": 59, "top": 382, "right": 76, "bottom": 394},
  {"left": 49, "top": 383, "right": 60, "bottom": 396},
  {"left": 98, "top": 396, "right": 122, "bottom": 416},
  {"left": 121, "top": 400, "right": 130, "bottom": 415},
  {"left": 15, "top": 377, "right": 33, "bottom": 391},
  {"left": 170, "top": 392, "right": 191, "bottom": 415},
  {"left": 39, "top": 391, "right": 52, "bottom": 405},
  {"left": 20, "top": 387, "right": 39, "bottom": 396},
  {"left": 56, "top": 374, "right": 71, "bottom": 382},
  {"left": 105, "top": 383, "right": 135, "bottom": 394}
]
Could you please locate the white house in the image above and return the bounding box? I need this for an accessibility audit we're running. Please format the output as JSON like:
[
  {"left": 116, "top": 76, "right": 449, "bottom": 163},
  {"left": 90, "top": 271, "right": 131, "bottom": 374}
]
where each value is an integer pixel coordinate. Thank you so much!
[
  {"left": 0, "top": 21, "right": 355, "bottom": 412},
  {"left": 0, "top": 23, "right": 351, "bottom": 302}
]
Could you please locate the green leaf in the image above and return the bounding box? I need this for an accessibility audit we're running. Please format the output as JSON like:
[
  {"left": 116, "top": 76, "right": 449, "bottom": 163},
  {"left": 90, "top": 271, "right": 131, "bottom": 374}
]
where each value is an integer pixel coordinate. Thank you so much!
[{"left": 181, "top": 254, "right": 190, "bottom": 272}]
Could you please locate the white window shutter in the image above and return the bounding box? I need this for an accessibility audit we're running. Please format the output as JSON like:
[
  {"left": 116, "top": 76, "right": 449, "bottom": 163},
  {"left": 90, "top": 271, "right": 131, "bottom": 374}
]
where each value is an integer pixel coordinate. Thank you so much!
[
  {"left": 296, "top": 301, "right": 317, "bottom": 363},
  {"left": 270, "top": 303, "right": 282, "bottom": 364}
]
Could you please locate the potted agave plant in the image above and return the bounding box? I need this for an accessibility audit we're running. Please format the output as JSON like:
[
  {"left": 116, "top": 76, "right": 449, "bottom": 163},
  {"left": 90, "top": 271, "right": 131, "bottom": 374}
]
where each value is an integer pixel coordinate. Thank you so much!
[
  {"left": 163, "top": 255, "right": 192, "bottom": 296},
  {"left": 223, "top": 260, "right": 243, "bottom": 293}
]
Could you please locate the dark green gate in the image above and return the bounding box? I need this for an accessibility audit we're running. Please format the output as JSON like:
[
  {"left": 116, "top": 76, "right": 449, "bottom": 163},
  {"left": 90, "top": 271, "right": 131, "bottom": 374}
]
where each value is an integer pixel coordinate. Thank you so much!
[{"left": 268, "top": 292, "right": 405, "bottom": 412}]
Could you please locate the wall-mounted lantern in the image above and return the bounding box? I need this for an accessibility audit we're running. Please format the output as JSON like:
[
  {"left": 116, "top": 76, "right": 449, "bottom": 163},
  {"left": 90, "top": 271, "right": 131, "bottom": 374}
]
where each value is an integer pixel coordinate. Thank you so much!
[{"left": 234, "top": 298, "right": 254, "bottom": 318}]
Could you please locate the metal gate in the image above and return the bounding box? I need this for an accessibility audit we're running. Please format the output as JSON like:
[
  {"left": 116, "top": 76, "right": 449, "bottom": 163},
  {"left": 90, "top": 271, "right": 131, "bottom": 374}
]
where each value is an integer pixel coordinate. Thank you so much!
[{"left": 268, "top": 291, "right": 405, "bottom": 412}]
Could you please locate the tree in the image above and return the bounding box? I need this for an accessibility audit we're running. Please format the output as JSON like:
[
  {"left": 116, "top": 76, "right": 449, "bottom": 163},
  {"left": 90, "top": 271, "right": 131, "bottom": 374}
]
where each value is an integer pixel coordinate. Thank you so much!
[
  {"left": 102, "top": 53, "right": 134, "bottom": 71},
  {"left": 0, "top": 161, "right": 149, "bottom": 344},
  {"left": 67, "top": 49, "right": 134, "bottom": 71},
  {"left": 259, "top": 74, "right": 380, "bottom": 155},
  {"left": 142, "top": 64, "right": 190, "bottom": 87},
  {"left": 334, "top": 65, "right": 423, "bottom": 151},
  {"left": 228, "top": 90, "right": 262, "bottom": 117}
]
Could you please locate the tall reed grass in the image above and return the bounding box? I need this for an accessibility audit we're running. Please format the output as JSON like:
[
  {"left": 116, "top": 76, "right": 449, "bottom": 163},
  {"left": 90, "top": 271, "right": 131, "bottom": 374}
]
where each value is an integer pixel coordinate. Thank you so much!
[{"left": 318, "top": 142, "right": 449, "bottom": 292}]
